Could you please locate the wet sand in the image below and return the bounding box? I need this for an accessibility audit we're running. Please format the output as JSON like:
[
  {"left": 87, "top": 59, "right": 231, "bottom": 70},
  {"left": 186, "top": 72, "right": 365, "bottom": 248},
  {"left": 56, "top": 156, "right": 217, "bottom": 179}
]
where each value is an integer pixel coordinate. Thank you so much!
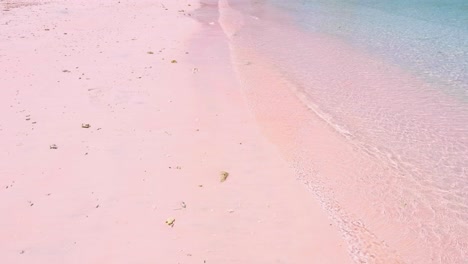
[
  {"left": 0, "top": 0, "right": 352, "bottom": 263},
  {"left": 217, "top": 0, "right": 468, "bottom": 263}
]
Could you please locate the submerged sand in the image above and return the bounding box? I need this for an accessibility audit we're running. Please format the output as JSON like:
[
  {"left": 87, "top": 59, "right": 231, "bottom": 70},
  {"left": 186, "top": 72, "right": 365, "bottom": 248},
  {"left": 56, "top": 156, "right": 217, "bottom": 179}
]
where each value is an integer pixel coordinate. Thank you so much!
[{"left": 0, "top": 0, "right": 352, "bottom": 263}]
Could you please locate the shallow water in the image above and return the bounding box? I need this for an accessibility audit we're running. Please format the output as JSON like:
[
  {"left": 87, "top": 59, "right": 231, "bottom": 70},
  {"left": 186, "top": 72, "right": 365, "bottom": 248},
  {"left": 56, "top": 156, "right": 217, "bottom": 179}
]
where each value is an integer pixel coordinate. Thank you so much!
[
  {"left": 219, "top": 0, "right": 468, "bottom": 262},
  {"left": 269, "top": 0, "right": 468, "bottom": 100}
]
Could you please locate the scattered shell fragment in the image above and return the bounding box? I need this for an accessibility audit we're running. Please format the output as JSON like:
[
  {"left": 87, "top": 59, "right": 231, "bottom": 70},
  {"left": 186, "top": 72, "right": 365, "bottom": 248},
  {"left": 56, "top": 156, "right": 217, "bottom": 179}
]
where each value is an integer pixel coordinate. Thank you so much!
[
  {"left": 171, "top": 60, "right": 177, "bottom": 63},
  {"left": 147, "top": 51, "right": 154, "bottom": 54},
  {"left": 220, "top": 171, "right": 229, "bottom": 182},
  {"left": 166, "top": 217, "right": 175, "bottom": 227},
  {"left": 49, "top": 144, "right": 58, "bottom": 149},
  {"left": 174, "top": 201, "right": 187, "bottom": 210},
  {"left": 192, "top": 68, "right": 198, "bottom": 73},
  {"left": 81, "top": 123, "right": 91, "bottom": 128}
]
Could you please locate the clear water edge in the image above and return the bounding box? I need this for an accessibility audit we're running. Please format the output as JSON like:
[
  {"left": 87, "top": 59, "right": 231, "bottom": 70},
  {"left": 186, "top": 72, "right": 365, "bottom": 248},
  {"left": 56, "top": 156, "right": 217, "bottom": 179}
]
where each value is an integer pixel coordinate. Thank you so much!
[{"left": 218, "top": 0, "right": 468, "bottom": 262}]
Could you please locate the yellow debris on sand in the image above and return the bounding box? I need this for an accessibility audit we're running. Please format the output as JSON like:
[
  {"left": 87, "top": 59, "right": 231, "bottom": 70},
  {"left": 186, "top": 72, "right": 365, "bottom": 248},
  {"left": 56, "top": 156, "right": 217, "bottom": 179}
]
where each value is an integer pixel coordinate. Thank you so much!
[
  {"left": 220, "top": 171, "right": 229, "bottom": 182},
  {"left": 166, "top": 218, "right": 175, "bottom": 227}
]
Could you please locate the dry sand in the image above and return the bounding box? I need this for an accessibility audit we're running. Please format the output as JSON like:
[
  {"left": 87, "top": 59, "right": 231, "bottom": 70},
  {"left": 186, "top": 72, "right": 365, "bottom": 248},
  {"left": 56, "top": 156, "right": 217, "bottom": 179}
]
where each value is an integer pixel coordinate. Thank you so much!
[{"left": 0, "top": 0, "right": 352, "bottom": 263}]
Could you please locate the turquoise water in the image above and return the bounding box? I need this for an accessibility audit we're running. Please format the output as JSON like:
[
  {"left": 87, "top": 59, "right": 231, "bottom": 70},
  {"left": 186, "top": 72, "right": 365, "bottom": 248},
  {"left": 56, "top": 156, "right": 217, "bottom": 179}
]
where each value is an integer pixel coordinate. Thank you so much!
[
  {"left": 269, "top": 0, "right": 468, "bottom": 100},
  {"left": 220, "top": 0, "right": 468, "bottom": 262}
]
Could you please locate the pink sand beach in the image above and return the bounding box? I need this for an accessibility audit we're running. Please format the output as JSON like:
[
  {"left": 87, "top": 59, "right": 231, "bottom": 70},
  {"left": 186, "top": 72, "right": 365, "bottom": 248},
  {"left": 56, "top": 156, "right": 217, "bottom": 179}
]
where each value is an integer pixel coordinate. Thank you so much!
[
  {"left": 0, "top": 0, "right": 352, "bottom": 263},
  {"left": 2, "top": 0, "right": 467, "bottom": 263}
]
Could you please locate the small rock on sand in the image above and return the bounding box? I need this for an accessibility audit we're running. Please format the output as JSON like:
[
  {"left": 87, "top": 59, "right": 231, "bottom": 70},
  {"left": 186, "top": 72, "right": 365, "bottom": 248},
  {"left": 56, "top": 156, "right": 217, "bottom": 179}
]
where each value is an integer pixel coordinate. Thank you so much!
[
  {"left": 166, "top": 217, "right": 175, "bottom": 227},
  {"left": 220, "top": 171, "right": 229, "bottom": 182}
]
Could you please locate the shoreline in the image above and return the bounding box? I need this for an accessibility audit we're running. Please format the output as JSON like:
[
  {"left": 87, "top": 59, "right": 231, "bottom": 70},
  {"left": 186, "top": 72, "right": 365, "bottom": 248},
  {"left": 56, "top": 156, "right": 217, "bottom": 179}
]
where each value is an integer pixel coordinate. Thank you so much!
[
  {"left": 0, "top": 0, "right": 352, "bottom": 263},
  {"left": 218, "top": 0, "right": 468, "bottom": 263}
]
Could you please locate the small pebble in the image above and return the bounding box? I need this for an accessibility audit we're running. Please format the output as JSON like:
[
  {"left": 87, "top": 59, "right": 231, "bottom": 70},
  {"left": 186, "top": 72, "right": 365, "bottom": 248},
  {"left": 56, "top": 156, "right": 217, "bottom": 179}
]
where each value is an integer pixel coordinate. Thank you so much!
[
  {"left": 166, "top": 217, "right": 175, "bottom": 227},
  {"left": 220, "top": 171, "right": 229, "bottom": 182}
]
